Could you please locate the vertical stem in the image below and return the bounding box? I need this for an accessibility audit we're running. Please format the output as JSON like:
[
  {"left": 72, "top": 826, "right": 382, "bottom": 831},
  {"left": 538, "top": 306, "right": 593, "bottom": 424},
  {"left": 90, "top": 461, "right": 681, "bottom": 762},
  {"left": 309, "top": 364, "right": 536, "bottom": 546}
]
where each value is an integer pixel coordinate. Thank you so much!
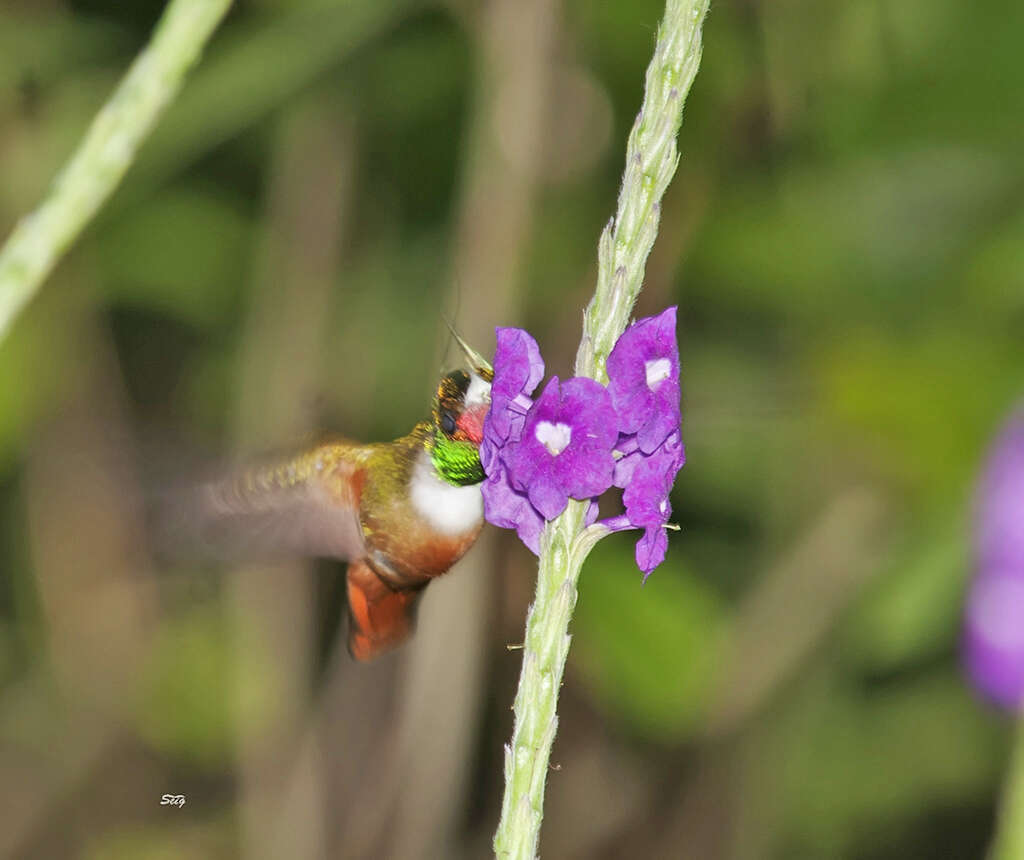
[
  {"left": 992, "top": 719, "right": 1024, "bottom": 860},
  {"left": 493, "top": 0, "right": 710, "bottom": 856},
  {"left": 0, "top": 0, "right": 233, "bottom": 345},
  {"left": 495, "top": 500, "right": 589, "bottom": 859},
  {"left": 575, "top": 0, "right": 710, "bottom": 384}
]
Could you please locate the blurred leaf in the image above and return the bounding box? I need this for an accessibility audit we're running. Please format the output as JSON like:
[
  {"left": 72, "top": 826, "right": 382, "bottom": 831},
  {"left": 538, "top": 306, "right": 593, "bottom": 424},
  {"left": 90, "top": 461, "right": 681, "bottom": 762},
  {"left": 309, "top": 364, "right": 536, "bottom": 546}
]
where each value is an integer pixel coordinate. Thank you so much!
[
  {"left": 135, "top": 604, "right": 278, "bottom": 769},
  {"left": 846, "top": 519, "right": 969, "bottom": 671},
  {"left": 690, "top": 149, "right": 1012, "bottom": 321},
  {"left": 0, "top": 9, "right": 125, "bottom": 103},
  {"left": 962, "top": 208, "right": 1024, "bottom": 322},
  {"left": 99, "top": 189, "right": 250, "bottom": 327},
  {"left": 115, "top": 0, "right": 414, "bottom": 213},
  {"left": 0, "top": 293, "right": 79, "bottom": 474},
  {"left": 762, "top": 673, "right": 1006, "bottom": 857},
  {"left": 324, "top": 231, "right": 448, "bottom": 436},
  {"left": 574, "top": 542, "right": 725, "bottom": 742},
  {"left": 136, "top": 606, "right": 233, "bottom": 767},
  {"left": 360, "top": 17, "right": 466, "bottom": 127},
  {"left": 817, "top": 327, "right": 1024, "bottom": 500},
  {"left": 357, "top": 14, "right": 469, "bottom": 227}
]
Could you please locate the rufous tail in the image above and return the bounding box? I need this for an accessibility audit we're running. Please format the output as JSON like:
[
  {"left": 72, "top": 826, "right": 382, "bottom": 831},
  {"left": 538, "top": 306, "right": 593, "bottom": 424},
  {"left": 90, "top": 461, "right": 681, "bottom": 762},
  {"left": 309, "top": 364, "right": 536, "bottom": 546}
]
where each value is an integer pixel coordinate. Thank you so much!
[{"left": 345, "top": 560, "right": 426, "bottom": 661}]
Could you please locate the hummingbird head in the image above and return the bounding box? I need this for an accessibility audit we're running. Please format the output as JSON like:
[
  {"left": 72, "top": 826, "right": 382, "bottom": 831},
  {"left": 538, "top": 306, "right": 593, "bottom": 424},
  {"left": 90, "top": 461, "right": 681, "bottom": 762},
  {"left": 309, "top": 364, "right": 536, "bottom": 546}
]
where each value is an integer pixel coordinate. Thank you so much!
[{"left": 429, "top": 366, "right": 491, "bottom": 487}]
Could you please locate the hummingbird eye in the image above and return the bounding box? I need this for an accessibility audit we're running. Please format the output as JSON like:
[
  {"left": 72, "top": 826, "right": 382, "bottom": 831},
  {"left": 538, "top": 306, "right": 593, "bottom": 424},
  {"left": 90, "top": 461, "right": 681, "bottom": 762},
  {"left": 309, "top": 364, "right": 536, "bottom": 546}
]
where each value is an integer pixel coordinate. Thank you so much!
[{"left": 440, "top": 410, "right": 457, "bottom": 436}]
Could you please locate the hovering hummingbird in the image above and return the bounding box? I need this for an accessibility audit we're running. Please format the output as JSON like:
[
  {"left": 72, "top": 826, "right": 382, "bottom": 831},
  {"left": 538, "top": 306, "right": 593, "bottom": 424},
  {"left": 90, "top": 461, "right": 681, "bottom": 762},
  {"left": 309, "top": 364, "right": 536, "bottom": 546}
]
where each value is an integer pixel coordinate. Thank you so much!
[{"left": 172, "top": 336, "right": 493, "bottom": 661}]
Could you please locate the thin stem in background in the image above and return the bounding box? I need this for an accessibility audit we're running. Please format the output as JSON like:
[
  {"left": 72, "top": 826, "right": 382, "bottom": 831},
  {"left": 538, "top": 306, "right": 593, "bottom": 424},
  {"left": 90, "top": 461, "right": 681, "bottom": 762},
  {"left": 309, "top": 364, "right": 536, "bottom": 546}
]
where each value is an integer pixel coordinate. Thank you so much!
[
  {"left": 493, "top": 0, "right": 710, "bottom": 856},
  {"left": 0, "top": 0, "right": 233, "bottom": 345},
  {"left": 992, "top": 719, "right": 1024, "bottom": 860}
]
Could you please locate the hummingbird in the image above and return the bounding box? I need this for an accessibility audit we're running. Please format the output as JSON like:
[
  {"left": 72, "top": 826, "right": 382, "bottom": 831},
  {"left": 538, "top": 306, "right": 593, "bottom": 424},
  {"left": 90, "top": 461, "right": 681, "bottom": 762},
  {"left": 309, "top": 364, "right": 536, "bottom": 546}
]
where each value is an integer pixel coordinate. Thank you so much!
[{"left": 170, "top": 336, "right": 493, "bottom": 661}]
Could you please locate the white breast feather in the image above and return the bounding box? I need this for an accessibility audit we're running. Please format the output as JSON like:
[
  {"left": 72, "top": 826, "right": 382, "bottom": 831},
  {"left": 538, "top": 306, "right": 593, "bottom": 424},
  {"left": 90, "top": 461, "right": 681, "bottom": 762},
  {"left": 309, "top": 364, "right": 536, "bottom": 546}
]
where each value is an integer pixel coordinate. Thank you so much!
[{"left": 410, "top": 454, "right": 483, "bottom": 535}]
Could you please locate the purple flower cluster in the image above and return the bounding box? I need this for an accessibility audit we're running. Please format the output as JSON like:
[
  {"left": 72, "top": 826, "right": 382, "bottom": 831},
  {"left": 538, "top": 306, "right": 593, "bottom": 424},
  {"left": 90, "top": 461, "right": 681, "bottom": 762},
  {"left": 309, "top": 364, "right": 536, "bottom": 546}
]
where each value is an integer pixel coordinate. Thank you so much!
[
  {"left": 964, "top": 406, "right": 1024, "bottom": 711},
  {"left": 481, "top": 308, "right": 685, "bottom": 578}
]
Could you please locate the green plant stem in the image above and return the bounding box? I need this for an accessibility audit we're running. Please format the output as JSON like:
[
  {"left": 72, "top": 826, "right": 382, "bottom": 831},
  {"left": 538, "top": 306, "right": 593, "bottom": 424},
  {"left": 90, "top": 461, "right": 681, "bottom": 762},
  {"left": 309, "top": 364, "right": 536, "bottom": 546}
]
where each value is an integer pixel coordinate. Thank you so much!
[
  {"left": 0, "top": 0, "right": 233, "bottom": 345},
  {"left": 493, "top": 0, "right": 709, "bottom": 856},
  {"left": 575, "top": 0, "right": 709, "bottom": 383},
  {"left": 992, "top": 719, "right": 1024, "bottom": 860}
]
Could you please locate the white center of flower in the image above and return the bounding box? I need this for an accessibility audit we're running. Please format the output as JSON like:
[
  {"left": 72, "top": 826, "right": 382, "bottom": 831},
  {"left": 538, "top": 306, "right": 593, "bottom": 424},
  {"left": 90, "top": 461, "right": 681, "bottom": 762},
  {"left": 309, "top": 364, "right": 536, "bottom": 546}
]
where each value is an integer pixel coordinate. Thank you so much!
[
  {"left": 645, "top": 357, "right": 671, "bottom": 390},
  {"left": 535, "top": 421, "right": 572, "bottom": 456}
]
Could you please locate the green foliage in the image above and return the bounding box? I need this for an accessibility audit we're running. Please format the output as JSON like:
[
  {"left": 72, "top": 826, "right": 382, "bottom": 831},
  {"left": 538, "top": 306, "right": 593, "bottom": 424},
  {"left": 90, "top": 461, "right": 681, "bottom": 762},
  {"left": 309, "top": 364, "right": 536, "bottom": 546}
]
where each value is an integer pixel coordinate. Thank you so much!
[
  {"left": 135, "top": 604, "right": 281, "bottom": 771},
  {"left": 0, "top": 293, "right": 79, "bottom": 474},
  {"left": 99, "top": 189, "right": 250, "bottom": 327},
  {"left": 761, "top": 673, "right": 1005, "bottom": 858},
  {"left": 574, "top": 544, "right": 724, "bottom": 741},
  {"left": 847, "top": 521, "right": 969, "bottom": 671},
  {"left": 135, "top": 606, "right": 236, "bottom": 768}
]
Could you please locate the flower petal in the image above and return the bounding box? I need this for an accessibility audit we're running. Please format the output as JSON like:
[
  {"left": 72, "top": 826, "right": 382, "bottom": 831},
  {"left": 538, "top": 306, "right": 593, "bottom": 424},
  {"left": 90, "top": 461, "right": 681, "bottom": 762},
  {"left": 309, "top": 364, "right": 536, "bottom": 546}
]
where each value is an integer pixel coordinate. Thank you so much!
[
  {"left": 964, "top": 403, "right": 1024, "bottom": 710},
  {"left": 481, "top": 466, "right": 544, "bottom": 555},
  {"left": 963, "top": 569, "right": 1024, "bottom": 709},
  {"left": 486, "top": 327, "right": 545, "bottom": 444},
  {"left": 636, "top": 526, "right": 668, "bottom": 578},
  {"left": 976, "top": 407, "right": 1024, "bottom": 569},
  {"left": 607, "top": 306, "right": 681, "bottom": 452},
  {"left": 528, "top": 477, "right": 569, "bottom": 521}
]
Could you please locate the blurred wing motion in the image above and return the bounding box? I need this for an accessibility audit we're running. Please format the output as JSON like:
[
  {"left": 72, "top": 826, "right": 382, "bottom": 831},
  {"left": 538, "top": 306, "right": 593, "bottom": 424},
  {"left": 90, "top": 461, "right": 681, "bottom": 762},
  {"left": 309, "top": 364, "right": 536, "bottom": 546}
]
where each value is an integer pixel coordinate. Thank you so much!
[
  {"left": 162, "top": 442, "right": 368, "bottom": 563},
  {"left": 155, "top": 441, "right": 426, "bottom": 661}
]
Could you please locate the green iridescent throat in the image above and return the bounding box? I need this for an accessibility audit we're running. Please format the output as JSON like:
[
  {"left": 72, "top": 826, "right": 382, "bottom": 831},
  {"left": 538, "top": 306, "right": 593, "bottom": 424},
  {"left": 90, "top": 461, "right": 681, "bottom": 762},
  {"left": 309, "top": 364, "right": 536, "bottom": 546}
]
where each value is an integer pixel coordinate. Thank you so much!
[{"left": 431, "top": 433, "right": 484, "bottom": 486}]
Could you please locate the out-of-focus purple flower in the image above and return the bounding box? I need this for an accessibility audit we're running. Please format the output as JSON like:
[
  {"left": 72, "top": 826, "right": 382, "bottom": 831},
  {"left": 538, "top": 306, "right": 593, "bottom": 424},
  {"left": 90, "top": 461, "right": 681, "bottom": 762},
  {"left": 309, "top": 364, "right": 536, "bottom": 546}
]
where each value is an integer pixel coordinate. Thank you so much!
[
  {"left": 503, "top": 377, "right": 617, "bottom": 520},
  {"left": 975, "top": 409, "right": 1024, "bottom": 569},
  {"left": 482, "top": 465, "right": 545, "bottom": 555},
  {"left": 607, "top": 306, "right": 681, "bottom": 454},
  {"left": 964, "top": 571, "right": 1024, "bottom": 710},
  {"left": 964, "top": 404, "right": 1024, "bottom": 711}
]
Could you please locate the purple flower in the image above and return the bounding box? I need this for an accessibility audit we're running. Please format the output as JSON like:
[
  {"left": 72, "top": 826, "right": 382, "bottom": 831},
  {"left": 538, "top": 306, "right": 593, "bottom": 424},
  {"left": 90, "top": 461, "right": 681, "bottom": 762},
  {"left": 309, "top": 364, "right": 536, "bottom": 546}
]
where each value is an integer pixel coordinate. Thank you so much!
[
  {"left": 607, "top": 307, "right": 681, "bottom": 454},
  {"left": 479, "top": 311, "right": 685, "bottom": 575},
  {"left": 964, "top": 571, "right": 1024, "bottom": 710},
  {"left": 504, "top": 377, "right": 618, "bottom": 520},
  {"left": 614, "top": 429, "right": 685, "bottom": 490},
  {"left": 976, "top": 408, "right": 1024, "bottom": 570},
  {"left": 621, "top": 441, "right": 684, "bottom": 578},
  {"left": 482, "top": 467, "right": 601, "bottom": 557},
  {"left": 482, "top": 465, "right": 545, "bottom": 554},
  {"left": 635, "top": 528, "right": 669, "bottom": 580},
  {"left": 964, "top": 404, "right": 1024, "bottom": 711},
  {"left": 481, "top": 328, "right": 545, "bottom": 474}
]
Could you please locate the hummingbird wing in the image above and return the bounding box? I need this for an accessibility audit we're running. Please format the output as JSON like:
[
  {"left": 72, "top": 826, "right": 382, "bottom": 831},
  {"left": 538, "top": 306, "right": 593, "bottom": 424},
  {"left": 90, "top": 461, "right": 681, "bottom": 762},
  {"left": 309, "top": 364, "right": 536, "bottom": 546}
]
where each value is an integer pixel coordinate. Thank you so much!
[
  {"left": 157, "top": 442, "right": 368, "bottom": 563},
  {"left": 346, "top": 558, "right": 426, "bottom": 661}
]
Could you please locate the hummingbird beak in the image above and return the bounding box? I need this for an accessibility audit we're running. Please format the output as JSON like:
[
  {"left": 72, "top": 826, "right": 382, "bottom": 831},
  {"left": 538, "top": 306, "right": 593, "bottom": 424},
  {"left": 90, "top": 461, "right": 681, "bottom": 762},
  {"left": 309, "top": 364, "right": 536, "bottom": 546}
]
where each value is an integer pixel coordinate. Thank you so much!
[{"left": 445, "top": 320, "right": 494, "bottom": 381}]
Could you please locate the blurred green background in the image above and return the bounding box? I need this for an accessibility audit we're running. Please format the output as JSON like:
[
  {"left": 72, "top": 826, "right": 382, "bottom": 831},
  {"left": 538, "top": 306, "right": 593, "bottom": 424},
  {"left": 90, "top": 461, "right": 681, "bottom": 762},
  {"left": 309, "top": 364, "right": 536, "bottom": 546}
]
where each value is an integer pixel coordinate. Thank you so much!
[{"left": 1, "top": 0, "right": 1022, "bottom": 857}]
